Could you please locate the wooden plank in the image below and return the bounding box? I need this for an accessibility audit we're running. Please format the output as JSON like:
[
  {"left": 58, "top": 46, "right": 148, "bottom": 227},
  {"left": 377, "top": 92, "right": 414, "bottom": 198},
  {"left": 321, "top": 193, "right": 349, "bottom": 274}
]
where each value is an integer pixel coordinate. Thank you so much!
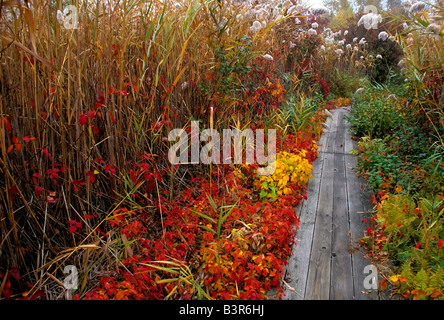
[
  {"left": 330, "top": 111, "right": 354, "bottom": 299},
  {"left": 305, "top": 151, "right": 334, "bottom": 300},
  {"left": 343, "top": 108, "right": 378, "bottom": 300},
  {"left": 282, "top": 114, "right": 333, "bottom": 300},
  {"left": 303, "top": 111, "right": 338, "bottom": 300}
]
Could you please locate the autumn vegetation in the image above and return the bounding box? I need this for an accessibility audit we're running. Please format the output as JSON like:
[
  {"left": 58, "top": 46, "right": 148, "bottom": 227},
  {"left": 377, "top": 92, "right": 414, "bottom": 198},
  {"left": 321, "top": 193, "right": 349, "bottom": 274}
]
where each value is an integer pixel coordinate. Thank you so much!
[{"left": 0, "top": 0, "right": 442, "bottom": 300}]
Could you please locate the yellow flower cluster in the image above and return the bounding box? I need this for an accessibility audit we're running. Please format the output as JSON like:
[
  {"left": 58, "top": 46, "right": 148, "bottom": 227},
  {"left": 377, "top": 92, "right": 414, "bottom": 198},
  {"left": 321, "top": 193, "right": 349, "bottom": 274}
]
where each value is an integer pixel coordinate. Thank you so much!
[{"left": 258, "top": 151, "right": 313, "bottom": 200}]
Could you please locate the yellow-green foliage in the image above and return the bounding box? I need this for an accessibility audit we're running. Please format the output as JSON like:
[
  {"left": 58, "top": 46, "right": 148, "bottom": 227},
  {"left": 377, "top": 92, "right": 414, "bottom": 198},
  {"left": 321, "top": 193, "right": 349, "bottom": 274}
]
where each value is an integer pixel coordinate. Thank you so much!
[
  {"left": 258, "top": 151, "right": 313, "bottom": 200},
  {"left": 376, "top": 194, "right": 418, "bottom": 234}
]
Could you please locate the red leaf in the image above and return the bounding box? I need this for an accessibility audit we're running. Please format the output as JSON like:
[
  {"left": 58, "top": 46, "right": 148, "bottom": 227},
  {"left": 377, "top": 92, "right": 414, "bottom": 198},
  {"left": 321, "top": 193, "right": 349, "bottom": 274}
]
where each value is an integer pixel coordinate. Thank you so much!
[
  {"left": 35, "top": 186, "right": 44, "bottom": 197},
  {"left": 2, "top": 117, "right": 12, "bottom": 132},
  {"left": 89, "top": 175, "right": 96, "bottom": 184},
  {"left": 415, "top": 242, "right": 422, "bottom": 249},
  {"left": 109, "top": 86, "right": 115, "bottom": 94},
  {"left": 12, "top": 136, "right": 20, "bottom": 144},
  {"left": 69, "top": 225, "right": 77, "bottom": 234},
  {"left": 93, "top": 127, "right": 100, "bottom": 134},
  {"left": 438, "top": 240, "right": 444, "bottom": 249},
  {"left": 42, "top": 148, "right": 53, "bottom": 161},
  {"left": 33, "top": 172, "right": 42, "bottom": 179},
  {"left": 15, "top": 143, "right": 22, "bottom": 152},
  {"left": 23, "top": 136, "right": 36, "bottom": 143},
  {"left": 86, "top": 110, "right": 95, "bottom": 119},
  {"left": 79, "top": 114, "right": 88, "bottom": 125},
  {"left": 6, "top": 145, "right": 14, "bottom": 154},
  {"left": 110, "top": 113, "right": 117, "bottom": 124}
]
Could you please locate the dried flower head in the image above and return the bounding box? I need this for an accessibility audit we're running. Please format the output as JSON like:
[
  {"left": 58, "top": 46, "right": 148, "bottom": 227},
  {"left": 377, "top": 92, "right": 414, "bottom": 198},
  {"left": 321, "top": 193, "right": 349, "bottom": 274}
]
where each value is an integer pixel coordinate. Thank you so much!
[
  {"left": 311, "top": 7, "right": 330, "bottom": 16},
  {"left": 307, "top": 28, "right": 317, "bottom": 36},
  {"left": 357, "top": 12, "right": 382, "bottom": 30},
  {"left": 263, "top": 54, "right": 274, "bottom": 61},
  {"left": 409, "top": 2, "right": 426, "bottom": 14},
  {"left": 378, "top": 31, "right": 389, "bottom": 41},
  {"left": 425, "top": 23, "right": 441, "bottom": 35},
  {"left": 250, "top": 20, "right": 262, "bottom": 33}
]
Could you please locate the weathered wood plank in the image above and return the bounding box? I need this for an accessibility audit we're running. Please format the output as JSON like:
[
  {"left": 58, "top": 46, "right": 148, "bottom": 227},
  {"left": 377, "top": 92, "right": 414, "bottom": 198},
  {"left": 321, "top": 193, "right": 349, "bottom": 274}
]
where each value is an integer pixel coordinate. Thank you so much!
[
  {"left": 303, "top": 112, "right": 338, "bottom": 300},
  {"left": 282, "top": 115, "right": 333, "bottom": 300},
  {"left": 305, "top": 151, "right": 334, "bottom": 300},
  {"left": 283, "top": 107, "right": 375, "bottom": 300},
  {"left": 343, "top": 110, "right": 378, "bottom": 300},
  {"left": 330, "top": 111, "right": 354, "bottom": 299}
]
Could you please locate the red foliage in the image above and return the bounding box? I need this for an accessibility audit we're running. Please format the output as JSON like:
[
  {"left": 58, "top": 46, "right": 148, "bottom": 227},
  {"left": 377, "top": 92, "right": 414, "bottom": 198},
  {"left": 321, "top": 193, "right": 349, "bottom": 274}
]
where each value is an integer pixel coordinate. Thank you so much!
[{"left": 82, "top": 119, "right": 324, "bottom": 300}]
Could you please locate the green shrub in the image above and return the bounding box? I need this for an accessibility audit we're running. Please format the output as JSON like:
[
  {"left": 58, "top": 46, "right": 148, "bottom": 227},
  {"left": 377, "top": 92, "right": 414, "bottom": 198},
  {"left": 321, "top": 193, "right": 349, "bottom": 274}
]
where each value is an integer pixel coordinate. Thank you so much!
[{"left": 346, "top": 86, "right": 402, "bottom": 139}]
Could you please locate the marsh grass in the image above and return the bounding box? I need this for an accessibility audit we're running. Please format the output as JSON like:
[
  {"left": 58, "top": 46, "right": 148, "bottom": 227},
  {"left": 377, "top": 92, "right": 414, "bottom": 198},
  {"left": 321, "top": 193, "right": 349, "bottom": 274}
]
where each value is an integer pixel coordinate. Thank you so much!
[{"left": 0, "top": 0, "right": 316, "bottom": 298}]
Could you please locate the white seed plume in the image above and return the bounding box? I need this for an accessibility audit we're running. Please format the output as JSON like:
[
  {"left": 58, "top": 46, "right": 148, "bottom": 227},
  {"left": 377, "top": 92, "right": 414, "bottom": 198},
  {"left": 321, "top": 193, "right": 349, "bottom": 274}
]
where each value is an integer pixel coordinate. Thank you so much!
[
  {"left": 312, "top": 22, "right": 319, "bottom": 29},
  {"left": 357, "top": 12, "right": 382, "bottom": 30},
  {"left": 378, "top": 31, "right": 389, "bottom": 41},
  {"left": 263, "top": 54, "right": 274, "bottom": 61},
  {"left": 376, "top": 54, "right": 382, "bottom": 59},
  {"left": 425, "top": 23, "right": 441, "bottom": 34},
  {"left": 409, "top": 2, "right": 426, "bottom": 13},
  {"left": 307, "top": 28, "right": 317, "bottom": 36},
  {"left": 250, "top": 20, "right": 262, "bottom": 33},
  {"left": 311, "top": 7, "right": 330, "bottom": 16}
]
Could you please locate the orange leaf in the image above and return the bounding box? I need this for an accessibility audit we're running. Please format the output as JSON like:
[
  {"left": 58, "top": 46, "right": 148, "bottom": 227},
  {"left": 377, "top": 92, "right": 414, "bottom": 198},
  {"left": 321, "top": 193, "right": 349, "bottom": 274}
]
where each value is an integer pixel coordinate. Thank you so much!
[
  {"left": 12, "top": 136, "right": 20, "bottom": 143},
  {"left": 15, "top": 143, "right": 22, "bottom": 151},
  {"left": 430, "top": 290, "right": 442, "bottom": 298},
  {"left": 7, "top": 145, "right": 14, "bottom": 153}
]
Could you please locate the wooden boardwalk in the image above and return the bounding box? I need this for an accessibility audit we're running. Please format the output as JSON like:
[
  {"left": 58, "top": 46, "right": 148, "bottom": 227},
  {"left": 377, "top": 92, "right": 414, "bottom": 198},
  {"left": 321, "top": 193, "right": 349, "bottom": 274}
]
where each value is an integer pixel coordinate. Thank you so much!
[{"left": 282, "top": 107, "right": 378, "bottom": 300}]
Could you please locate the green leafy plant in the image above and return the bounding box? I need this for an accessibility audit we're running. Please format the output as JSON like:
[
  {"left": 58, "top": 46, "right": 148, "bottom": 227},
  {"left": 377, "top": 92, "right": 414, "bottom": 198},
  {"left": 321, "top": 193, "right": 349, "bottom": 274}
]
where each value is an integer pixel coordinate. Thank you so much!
[{"left": 346, "top": 86, "right": 402, "bottom": 139}]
